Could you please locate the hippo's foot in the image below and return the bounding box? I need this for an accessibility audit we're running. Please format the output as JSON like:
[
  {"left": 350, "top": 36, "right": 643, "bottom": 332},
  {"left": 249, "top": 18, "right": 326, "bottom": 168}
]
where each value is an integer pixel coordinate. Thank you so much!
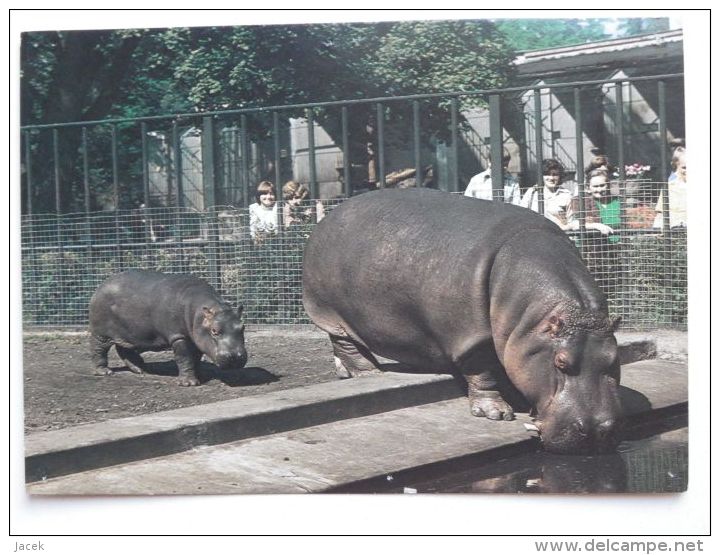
[
  {"left": 329, "top": 334, "right": 382, "bottom": 379},
  {"left": 93, "top": 367, "right": 115, "bottom": 376},
  {"left": 469, "top": 391, "right": 515, "bottom": 421},
  {"left": 177, "top": 376, "right": 200, "bottom": 387}
]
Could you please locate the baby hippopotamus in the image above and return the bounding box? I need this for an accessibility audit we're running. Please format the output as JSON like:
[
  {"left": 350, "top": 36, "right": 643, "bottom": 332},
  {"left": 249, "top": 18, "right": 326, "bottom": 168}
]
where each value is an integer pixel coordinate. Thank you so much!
[{"left": 89, "top": 270, "right": 248, "bottom": 386}]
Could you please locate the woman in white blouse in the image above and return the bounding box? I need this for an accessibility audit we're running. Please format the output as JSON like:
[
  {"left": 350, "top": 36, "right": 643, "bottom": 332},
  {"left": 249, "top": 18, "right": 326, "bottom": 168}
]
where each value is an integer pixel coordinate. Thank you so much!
[{"left": 521, "top": 158, "right": 577, "bottom": 231}]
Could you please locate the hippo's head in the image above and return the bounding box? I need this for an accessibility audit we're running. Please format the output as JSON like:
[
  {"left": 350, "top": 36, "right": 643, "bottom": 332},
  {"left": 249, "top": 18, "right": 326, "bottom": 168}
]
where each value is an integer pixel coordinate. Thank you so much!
[
  {"left": 197, "top": 305, "right": 249, "bottom": 371},
  {"left": 506, "top": 309, "right": 623, "bottom": 455}
]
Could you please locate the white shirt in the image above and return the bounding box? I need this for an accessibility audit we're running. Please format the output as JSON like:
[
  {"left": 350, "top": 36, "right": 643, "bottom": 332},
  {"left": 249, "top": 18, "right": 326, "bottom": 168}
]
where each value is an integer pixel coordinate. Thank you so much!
[
  {"left": 520, "top": 185, "right": 577, "bottom": 228},
  {"left": 249, "top": 203, "right": 278, "bottom": 239},
  {"left": 464, "top": 168, "right": 521, "bottom": 205}
]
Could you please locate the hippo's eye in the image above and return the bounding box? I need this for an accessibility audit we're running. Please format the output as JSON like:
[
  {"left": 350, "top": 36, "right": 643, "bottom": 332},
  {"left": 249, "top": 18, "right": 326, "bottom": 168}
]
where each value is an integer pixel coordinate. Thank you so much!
[{"left": 210, "top": 328, "right": 221, "bottom": 337}]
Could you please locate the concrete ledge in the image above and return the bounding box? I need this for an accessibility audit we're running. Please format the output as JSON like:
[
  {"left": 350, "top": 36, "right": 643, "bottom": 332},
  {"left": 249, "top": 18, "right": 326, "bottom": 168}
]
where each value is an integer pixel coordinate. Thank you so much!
[
  {"left": 24, "top": 337, "right": 658, "bottom": 484},
  {"left": 25, "top": 372, "right": 461, "bottom": 483}
]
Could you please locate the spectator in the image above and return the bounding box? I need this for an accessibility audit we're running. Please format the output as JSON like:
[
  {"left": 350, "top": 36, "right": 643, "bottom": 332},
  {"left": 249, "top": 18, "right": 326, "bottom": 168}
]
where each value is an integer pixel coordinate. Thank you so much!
[
  {"left": 572, "top": 168, "right": 620, "bottom": 240},
  {"left": 281, "top": 181, "right": 325, "bottom": 227},
  {"left": 464, "top": 152, "right": 521, "bottom": 204},
  {"left": 520, "top": 158, "right": 577, "bottom": 230},
  {"left": 249, "top": 180, "right": 278, "bottom": 243},
  {"left": 654, "top": 149, "right": 687, "bottom": 229},
  {"left": 573, "top": 168, "right": 621, "bottom": 300},
  {"left": 667, "top": 138, "right": 685, "bottom": 182}
]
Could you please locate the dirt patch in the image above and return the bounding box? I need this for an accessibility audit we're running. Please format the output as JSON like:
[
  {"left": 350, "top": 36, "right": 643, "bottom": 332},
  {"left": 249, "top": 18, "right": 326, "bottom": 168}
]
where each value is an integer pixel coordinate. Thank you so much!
[
  {"left": 22, "top": 328, "right": 687, "bottom": 434},
  {"left": 22, "top": 328, "right": 337, "bottom": 433}
]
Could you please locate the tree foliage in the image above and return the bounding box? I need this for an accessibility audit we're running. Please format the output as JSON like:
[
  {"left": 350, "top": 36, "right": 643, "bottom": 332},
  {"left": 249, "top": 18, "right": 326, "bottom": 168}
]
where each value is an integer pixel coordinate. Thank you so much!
[{"left": 495, "top": 19, "right": 609, "bottom": 52}]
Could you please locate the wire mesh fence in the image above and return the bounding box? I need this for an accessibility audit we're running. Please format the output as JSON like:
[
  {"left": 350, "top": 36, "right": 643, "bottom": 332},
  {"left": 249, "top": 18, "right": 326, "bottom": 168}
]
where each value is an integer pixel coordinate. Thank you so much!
[{"left": 21, "top": 188, "right": 686, "bottom": 331}]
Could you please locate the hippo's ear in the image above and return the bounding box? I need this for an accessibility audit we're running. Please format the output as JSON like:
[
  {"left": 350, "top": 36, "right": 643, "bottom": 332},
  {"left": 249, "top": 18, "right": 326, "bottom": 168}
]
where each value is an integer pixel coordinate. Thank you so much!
[
  {"left": 202, "top": 306, "right": 216, "bottom": 323},
  {"left": 554, "top": 351, "right": 571, "bottom": 371},
  {"left": 610, "top": 315, "right": 621, "bottom": 332},
  {"left": 544, "top": 315, "right": 565, "bottom": 337}
]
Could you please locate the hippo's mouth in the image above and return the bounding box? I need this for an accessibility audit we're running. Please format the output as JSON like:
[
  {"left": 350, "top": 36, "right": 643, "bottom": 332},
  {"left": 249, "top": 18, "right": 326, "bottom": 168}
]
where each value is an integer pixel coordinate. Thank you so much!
[
  {"left": 214, "top": 352, "right": 249, "bottom": 371},
  {"left": 525, "top": 417, "right": 621, "bottom": 455}
]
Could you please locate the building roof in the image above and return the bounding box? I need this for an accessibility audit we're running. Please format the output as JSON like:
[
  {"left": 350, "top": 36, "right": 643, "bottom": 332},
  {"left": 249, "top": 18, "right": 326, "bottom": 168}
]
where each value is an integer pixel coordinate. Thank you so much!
[{"left": 514, "top": 29, "right": 684, "bottom": 78}]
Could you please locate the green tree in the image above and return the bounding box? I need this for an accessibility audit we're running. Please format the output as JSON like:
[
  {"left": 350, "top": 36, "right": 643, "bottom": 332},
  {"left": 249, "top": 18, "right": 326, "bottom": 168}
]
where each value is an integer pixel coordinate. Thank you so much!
[
  {"left": 615, "top": 18, "right": 670, "bottom": 37},
  {"left": 495, "top": 18, "right": 609, "bottom": 52},
  {"left": 21, "top": 21, "right": 515, "bottom": 208}
]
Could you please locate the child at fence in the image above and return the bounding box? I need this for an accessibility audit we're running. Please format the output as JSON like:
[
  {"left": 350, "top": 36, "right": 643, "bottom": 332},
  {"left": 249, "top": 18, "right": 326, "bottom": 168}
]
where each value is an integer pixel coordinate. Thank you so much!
[
  {"left": 249, "top": 181, "right": 278, "bottom": 244},
  {"left": 281, "top": 181, "right": 325, "bottom": 227},
  {"left": 654, "top": 148, "right": 687, "bottom": 230},
  {"left": 520, "top": 158, "right": 577, "bottom": 230}
]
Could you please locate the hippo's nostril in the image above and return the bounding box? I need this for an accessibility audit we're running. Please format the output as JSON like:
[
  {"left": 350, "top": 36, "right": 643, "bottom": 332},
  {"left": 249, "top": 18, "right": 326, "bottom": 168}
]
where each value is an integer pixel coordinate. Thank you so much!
[{"left": 596, "top": 418, "right": 617, "bottom": 441}]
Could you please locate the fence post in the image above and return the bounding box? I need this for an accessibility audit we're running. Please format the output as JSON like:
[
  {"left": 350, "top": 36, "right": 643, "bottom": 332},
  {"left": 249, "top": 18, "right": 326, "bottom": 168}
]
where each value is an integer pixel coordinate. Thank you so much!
[
  {"left": 376, "top": 103, "right": 385, "bottom": 188},
  {"left": 342, "top": 106, "right": 351, "bottom": 196},
  {"left": 533, "top": 89, "right": 545, "bottom": 216},
  {"left": 574, "top": 87, "right": 587, "bottom": 259},
  {"left": 306, "top": 108, "right": 318, "bottom": 198},
  {"left": 202, "top": 116, "right": 221, "bottom": 291},
  {"left": 413, "top": 100, "right": 422, "bottom": 188},
  {"left": 112, "top": 124, "right": 121, "bottom": 271},
  {"left": 489, "top": 94, "right": 503, "bottom": 202},
  {"left": 450, "top": 97, "right": 459, "bottom": 193},
  {"left": 240, "top": 114, "right": 249, "bottom": 208}
]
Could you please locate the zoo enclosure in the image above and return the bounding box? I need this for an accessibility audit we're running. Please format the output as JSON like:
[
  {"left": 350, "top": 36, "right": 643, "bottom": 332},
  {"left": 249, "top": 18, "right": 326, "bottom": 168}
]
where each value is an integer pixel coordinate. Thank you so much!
[{"left": 21, "top": 74, "right": 687, "bottom": 330}]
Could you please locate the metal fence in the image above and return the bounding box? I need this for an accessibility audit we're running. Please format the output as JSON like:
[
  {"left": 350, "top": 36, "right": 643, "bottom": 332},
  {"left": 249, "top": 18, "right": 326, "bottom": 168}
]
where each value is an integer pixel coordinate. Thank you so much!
[
  {"left": 21, "top": 187, "right": 686, "bottom": 331},
  {"left": 20, "top": 74, "right": 686, "bottom": 331}
]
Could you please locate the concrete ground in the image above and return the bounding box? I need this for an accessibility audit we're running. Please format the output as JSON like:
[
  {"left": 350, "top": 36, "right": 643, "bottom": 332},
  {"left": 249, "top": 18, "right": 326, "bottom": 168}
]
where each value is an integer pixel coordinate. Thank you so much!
[{"left": 26, "top": 356, "right": 687, "bottom": 495}]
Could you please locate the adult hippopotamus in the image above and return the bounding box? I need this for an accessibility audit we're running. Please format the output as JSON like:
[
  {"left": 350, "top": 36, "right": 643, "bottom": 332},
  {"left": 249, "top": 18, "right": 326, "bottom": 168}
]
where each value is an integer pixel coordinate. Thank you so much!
[
  {"left": 302, "top": 188, "right": 622, "bottom": 454},
  {"left": 89, "top": 270, "right": 248, "bottom": 386}
]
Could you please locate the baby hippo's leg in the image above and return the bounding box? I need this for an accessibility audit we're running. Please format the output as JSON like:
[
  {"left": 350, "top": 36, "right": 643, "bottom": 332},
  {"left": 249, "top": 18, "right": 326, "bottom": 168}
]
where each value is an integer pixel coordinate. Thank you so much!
[
  {"left": 90, "top": 334, "right": 113, "bottom": 376},
  {"left": 172, "top": 338, "right": 202, "bottom": 386}
]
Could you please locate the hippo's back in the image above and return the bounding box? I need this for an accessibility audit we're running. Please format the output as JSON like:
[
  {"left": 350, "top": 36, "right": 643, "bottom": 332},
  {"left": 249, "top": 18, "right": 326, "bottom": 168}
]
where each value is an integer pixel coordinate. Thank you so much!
[
  {"left": 301, "top": 188, "right": 565, "bottom": 365},
  {"left": 89, "top": 270, "right": 214, "bottom": 341}
]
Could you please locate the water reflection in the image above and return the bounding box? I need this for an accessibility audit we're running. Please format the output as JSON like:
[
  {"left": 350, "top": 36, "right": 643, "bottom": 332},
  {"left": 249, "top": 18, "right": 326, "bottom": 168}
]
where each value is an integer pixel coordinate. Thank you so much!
[{"left": 399, "top": 416, "right": 688, "bottom": 494}]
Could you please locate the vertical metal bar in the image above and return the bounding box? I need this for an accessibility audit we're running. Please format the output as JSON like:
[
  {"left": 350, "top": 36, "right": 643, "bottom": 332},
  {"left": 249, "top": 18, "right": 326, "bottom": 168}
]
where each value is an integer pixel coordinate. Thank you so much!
[
  {"left": 141, "top": 122, "right": 150, "bottom": 207},
  {"left": 82, "top": 127, "right": 90, "bottom": 214},
  {"left": 202, "top": 116, "right": 217, "bottom": 208},
  {"left": 342, "top": 106, "right": 351, "bottom": 196},
  {"left": 202, "top": 116, "right": 220, "bottom": 290},
  {"left": 615, "top": 83, "right": 625, "bottom": 181},
  {"left": 240, "top": 115, "right": 249, "bottom": 208},
  {"left": 413, "top": 100, "right": 421, "bottom": 188},
  {"left": 658, "top": 81, "right": 670, "bottom": 231},
  {"left": 658, "top": 80, "right": 671, "bottom": 325},
  {"left": 273, "top": 112, "right": 281, "bottom": 188},
  {"left": 450, "top": 97, "right": 459, "bottom": 193},
  {"left": 273, "top": 112, "right": 283, "bottom": 230},
  {"left": 111, "top": 124, "right": 119, "bottom": 208},
  {"left": 574, "top": 87, "right": 587, "bottom": 238},
  {"left": 24, "top": 130, "right": 33, "bottom": 215},
  {"left": 533, "top": 89, "right": 545, "bottom": 215},
  {"left": 489, "top": 94, "right": 503, "bottom": 202},
  {"left": 172, "top": 120, "right": 184, "bottom": 271},
  {"left": 306, "top": 108, "right": 318, "bottom": 198},
  {"left": 172, "top": 120, "right": 183, "bottom": 208},
  {"left": 53, "top": 128, "right": 61, "bottom": 214},
  {"left": 376, "top": 103, "right": 385, "bottom": 188},
  {"left": 111, "top": 123, "right": 121, "bottom": 270}
]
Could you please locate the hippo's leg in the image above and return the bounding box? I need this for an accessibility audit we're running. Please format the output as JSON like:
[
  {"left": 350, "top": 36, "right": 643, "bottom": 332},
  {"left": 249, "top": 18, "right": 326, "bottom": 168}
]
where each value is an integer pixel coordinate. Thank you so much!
[
  {"left": 90, "top": 334, "right": 113, "bottom": 376},
  {"left": 171, "top": 338, "right": 201, "bottom": 386},
  {"left": 115, "top": 345, "right": 146, "bottom": 375},
  {"left": 464, "top": 373, "right": 515, "bottom": 421},
  {"left": 329, "top": 334, "right": 382, "bottom": 379}
]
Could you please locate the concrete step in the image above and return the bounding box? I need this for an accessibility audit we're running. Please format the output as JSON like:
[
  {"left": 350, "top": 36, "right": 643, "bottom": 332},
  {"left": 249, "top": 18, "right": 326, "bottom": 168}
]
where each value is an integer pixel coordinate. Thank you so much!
[
  {"left": 24, "top": 336, "right": 655, "bottom": 483},
  {"left": 26, "top": 359, "right": 686, "bottom": 495}
]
